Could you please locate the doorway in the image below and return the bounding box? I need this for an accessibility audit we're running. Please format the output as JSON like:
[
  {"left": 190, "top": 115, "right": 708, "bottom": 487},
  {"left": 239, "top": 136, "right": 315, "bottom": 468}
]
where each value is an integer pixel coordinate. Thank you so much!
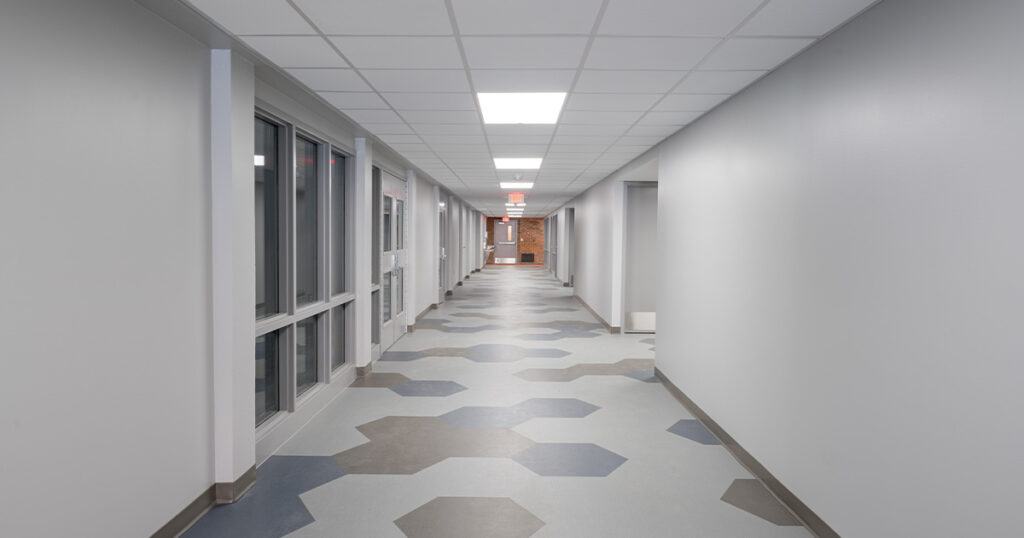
[
  {"left": 624, "top": 182, "right": 657, "bottom": 333},
  {"left": 378, "top": 169, "right": 407, "bottom": 351},
  {"left": 493, "top": 220, "right": 518, "bottom": 264}
]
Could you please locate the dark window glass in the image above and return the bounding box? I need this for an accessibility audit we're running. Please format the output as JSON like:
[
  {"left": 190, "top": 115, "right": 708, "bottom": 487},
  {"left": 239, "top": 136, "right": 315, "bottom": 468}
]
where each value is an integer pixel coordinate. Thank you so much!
[
  {"left": 372, "top": 168, "right": 381, "bottom": 284},
  {"left": 331, "top": 305, "right": 346, "bottom": 370},
  {"left": 371, "top": 290, "right": 380, "bottom": 344},
  {"left": 383, "top": 271, "right": 392, "bottom": 321},
  {"left": 255, "top": 118, "right": 280, "bottom": 319},
  {"left": 396, "top": 267, "right": 404, "bottom": 314},
  {"left": 296, "top": 317, "right": 317, "bottom": 394},
  {"left": 396, "top": 199, "right": 404, "bottom": 250},
  {"left": 255, "top": 332, "right": 279, "bottom": 426},
  {"left": 331, "top": 152, "right": 346, "bottom": 296},
  {"left": 296, "top": 136, "right": 319, "bottom": 306},
  {"left": 383, "top": 195, "right": 393, "bottom": 252}
]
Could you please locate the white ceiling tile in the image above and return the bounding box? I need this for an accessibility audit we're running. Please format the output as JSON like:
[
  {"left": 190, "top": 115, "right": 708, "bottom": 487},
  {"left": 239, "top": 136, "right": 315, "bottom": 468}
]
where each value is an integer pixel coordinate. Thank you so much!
[
  {"left": 462, "top": 37, "right": 589, "bottom": 69},
  {"left": 413, "top": 124, "right": 484, "bottom": 135},
  {"left": 329, "top": 37, "right": 462, "bottom": 69},
  {"left": 452, "top": 0, "right": 603, "bottom": 35},
  {"left": 419, "top": 135, "right": 484, "bottom": 145},
  {"left": 556, "top": 124, "right": 629, "bottom": 136},
  {"left": 485, "top": 125, "right": 557, "bottom": 136},
  {"left": 701, "top": 37, "right": 815, "bottom": 70},
  {"left": 287, "top": 68, "right": 370, "bottom": 91},
  {"left": 497, "top": 170, "right": 539, "bottom": 180},
  {"left": 319, "top": 92, "right": 390, "bottom": 110},
  {"left": 188, "top": 0, "right": 314, "bottom": 35},
  {"left": 676, "top": 70, "right": 766, "bottom": 93},
  {"left": 605, "top": 145, "right": 650, "bottom": 153},
  {"left": 548, "top": 144, "right": 610, "bottom": 153},
  {"left": 620, "top": 135, "right": 667, "bottom": 145},
  {"left": 574, "top": 70, "right": 685, "bottom": 93},
  {"left": 386, "top": 143, "right": 432, "bottom": 152},
  {"left": 566, "top": 93, "right": 661, "bottom": 111},
  {"left": 487, "top": 135, "right": 553, "bottom": 145},
  {"left": 240, "top": 36, "right": 346, "bottom": 68},
  {"left": 364, "top": 123, "right": 416, "bottom": 135},
  {"left": 344, "top": 109, "right": 405, "bottom": 124},
  {"left": 378, "top": 134, "right": 424, "bottom": 145},
  {"left": 471, "top": 70, "right": 577, "bottom": 92},
  {"left": 599, "top": 0, "right": 762, "bottom": 36},
  {"left": 384, "top": 93, "right": 477, "bottom": 111},
  {"left": 294, "top": 0, "right": 452, "bottom": 35},
  {"left": 551, "top": 135, "right": 620, "bottom": 145},
  {"left": 586, "top": 37, "right": 719, "bottom": 70},
  {"left": 653, "top": 93, "right": 730, "bottom": 111},
  {"left": 738, "top": 0, "right": 877, "bottom": 37},
  {"left": 560, "top": 110, "right": 644, "bottom": 124},
  {"left": 361, "top": 70, "right": 471, "bottom": 92},
  {"left": 626, "top": 124, "right": 681, "bottom": 137},
  {"left": 636, "top": 110, "right": 702, "bottom": 125},
  {"left": 401, "top": 110, "right": 481, "bottom": 123}
]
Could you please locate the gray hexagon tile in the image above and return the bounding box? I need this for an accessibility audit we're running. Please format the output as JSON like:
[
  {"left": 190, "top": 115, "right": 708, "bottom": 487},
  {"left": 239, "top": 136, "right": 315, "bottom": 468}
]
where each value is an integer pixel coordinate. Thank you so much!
[
  {"left": 511, "top": 443, "right": 627, "bottom": 477},
  {"left": 183, "top": 456, "right": 345, "bottom": 538},
  {"left": 515, "top": 359, "right": 655, "bottom": 382},
  {"left": 390, "top": 380, "right": 467, "bottom": 397},
  {"left": 721, "top": 479, "right": 802, "bottom": 526},
  {"left": 394, "top": 497, "right": 544, "bottom": 538},
  {"left": 350, "top": 372, "right": 411, "bottom": 388},
  {"left": 381, "top": 344, "right": 569, "bottom": 363},
  {"left": 440, "top": 398, "right": 599, "bottom": 429},
  {"left": 667, "top": 419, "right": 720, "bottom": 445},
  {"left": 410, "top": 318, "right": 502, "bottom": 333}
]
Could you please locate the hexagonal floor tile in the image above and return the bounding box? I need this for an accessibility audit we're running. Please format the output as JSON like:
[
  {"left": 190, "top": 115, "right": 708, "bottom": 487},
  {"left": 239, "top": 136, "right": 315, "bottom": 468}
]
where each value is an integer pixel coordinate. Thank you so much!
[
  {"left": 389, "top": 380, "right": 467, "bottom": 397},
  {"left": 667, "top": 419, "right": 720, "bottom": 445},
  {"left": 511, "top": 443, "right": 627, "bottom": 477},
  {"left": 394, "top": 497, "right": 544, "bottom": 538}
]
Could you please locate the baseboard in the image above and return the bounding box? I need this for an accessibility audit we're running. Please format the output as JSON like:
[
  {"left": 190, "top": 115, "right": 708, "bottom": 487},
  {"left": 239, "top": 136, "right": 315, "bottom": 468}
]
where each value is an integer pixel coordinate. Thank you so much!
[
  {"left": 151, "top": 465, "right": 256, "bottom": 538},
  {"left": 572, "top": 294, "right": 621, "bottom": 334},
  {"left": 408, "top": 304, "right": 438, "bottom": 332},
  {"left": 356, "top": 362, "right": 373, "bottom": 377},
  {"left": 445, "top": 290, "right": 453, "bottom": 297},
  {"left": 562, "top": 282, "right": 570, "bottom": 287},
  {"left": 654, "top": 369, "right": 839, "bottom": 538}
]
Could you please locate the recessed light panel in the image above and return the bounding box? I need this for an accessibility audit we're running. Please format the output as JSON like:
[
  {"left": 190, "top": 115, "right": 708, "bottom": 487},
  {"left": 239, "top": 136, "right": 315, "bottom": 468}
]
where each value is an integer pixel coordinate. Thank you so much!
[
  {"left": 478, "top": 92, "right": 566, "bottom": 124},
  {"left": 500, "top": 182, "right": 534, "bottom": 189},
  {"left": 494, "top": 158, "right": 542, "bottom": 170}
]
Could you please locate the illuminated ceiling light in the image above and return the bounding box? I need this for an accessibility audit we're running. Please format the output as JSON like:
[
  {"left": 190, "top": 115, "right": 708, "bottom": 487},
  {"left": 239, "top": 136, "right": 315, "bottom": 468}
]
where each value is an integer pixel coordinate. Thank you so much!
[
  {"left": 494, "top": 158, "right": 542, "bottom": 170},
  {"left": 499, "top": 182, "right": 534, "bottom": 189},
  {"left": 478, "top": 92, "right": 566, "bottom": 124},
  {"left": 254, "top": 155, "right": 265, "bottom": 166}
]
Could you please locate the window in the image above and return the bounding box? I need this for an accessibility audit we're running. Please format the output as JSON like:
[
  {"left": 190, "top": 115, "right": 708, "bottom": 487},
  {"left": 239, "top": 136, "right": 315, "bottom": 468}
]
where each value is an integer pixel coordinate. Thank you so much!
[
  {"left": 295, "top": 136, "right": 319, "bottom": 306},
  {"left": 253, "top": 111, "right": 355, "bottom": 432},
  {"left": 383, "top": 195, "right": 393, "bottom": 252},
  {"left": 331, "top": 152, "right": 346, "bottom": 296},
  {"left": 396, "top": 267, "right": 404, "bottom": 314},
  {"left": 255, "top": 117, "right": 281, "bottom": 319},
  {"left": 382, "top": 271, "right": 392, "bottom": 321},
  {"left": 296, "top": 316, "right": 318, "bottom": 395},
  {"left": 255, "top": 331, "right": 280, "bottom": 426},
  {"left": 331, "top": 305, "right": 347, "bottom": 370},
  {"left": 396, "top": 199, "right": 404, "bottom": 250}
]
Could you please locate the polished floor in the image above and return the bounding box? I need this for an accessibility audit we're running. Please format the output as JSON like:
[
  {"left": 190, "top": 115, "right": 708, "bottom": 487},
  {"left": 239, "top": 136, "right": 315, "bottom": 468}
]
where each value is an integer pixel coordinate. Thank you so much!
[{"left": 186, "top": 266, "right": 811, "bottom": 537}]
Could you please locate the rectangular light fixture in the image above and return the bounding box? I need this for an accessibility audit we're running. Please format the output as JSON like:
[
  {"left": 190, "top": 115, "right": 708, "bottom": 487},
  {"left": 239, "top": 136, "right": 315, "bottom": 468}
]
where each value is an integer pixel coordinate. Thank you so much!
[
  {"left": 254, "top": 155, "right": 265, "bottom": 166},
  {"left": 500, "top": 182, "right": 534, "bottom": 189},
  {"left": 478, "top": 92, "right": 566, "bottom": 124},
  {"left": 494, "top": 158, "right": 542, "bottom": 170},
  {"left": 505, "top": 203, "right": 527, "bottom": 207}
]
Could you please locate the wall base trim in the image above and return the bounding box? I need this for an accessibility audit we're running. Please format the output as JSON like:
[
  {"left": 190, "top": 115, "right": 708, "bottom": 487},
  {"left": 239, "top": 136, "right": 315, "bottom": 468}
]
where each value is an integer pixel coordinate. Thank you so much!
[
  {"left": 408, "top": 304, "right": 438, "bottom": 332},
  {"left": 572, "top": 294, "right": 620, "bottom": 334},
  {"left": 151, "top": 465, "right": 257, "bottom": 538},
  {"left": 562, "top": 282, "right": 571, "bottom": 287},
  {"left": 654, "top": 368, "right": 839, "bottom": 538},
  {"left": 356, "top": 363, "right": 372, "bottom": 377}
]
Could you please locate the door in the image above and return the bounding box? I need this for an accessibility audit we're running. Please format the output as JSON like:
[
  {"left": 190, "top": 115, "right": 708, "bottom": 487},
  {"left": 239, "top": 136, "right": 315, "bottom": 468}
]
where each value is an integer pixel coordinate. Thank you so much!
[
  {"left": 379, "top": 169, "right": 408, "bottom": 350},
  {"left": 624, "top": 183, "right": 657, "bottom": 333},
  {"left": 438, "top": 196, "right": 448, "bottom": 300},
  {"left": 493, "top": 220, "right": 518, "bottom": 264}
]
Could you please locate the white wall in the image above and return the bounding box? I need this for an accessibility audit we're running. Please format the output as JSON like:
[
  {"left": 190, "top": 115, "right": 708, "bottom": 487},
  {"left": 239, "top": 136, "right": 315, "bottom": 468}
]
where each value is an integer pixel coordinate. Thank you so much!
[
  {"left": 656, "top": 0, "right": 1024, "bottom": 536},
  {"left": 0, "top": 0, "right": 213, "bottom": 536},
  {"left": 623, "top": 184, "right": 657, "bottom": 315},
  {"left": 413, "top": 178, "right": 438, "bottom": 317},
  {"left": 558, "top": 150, "right": 658, "bottom": 328}
]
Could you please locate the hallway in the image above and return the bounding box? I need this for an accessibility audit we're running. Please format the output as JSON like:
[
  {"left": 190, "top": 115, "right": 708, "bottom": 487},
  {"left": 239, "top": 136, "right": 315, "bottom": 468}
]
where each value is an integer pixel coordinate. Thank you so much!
[{"left": 186, "top": 266, "right": 809, "bottom": 537}]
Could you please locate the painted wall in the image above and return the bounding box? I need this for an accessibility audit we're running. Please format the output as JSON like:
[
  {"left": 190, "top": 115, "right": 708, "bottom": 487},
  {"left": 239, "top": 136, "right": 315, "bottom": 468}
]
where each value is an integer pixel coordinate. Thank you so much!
[
  {"left": 414, "top": 177, "right": 438, "bottom": 317},
  {"left": 623, "top": 184, "right": 657, "bottom": 316},
  {"left": 656, "top": 0, "right": 1024, "bottom": 536},
  {"left": 558, "top": 151, "right": 658, "bottom": 328},
  {"left": 0, "top": 0, "right": 214, "bottom": 535}
]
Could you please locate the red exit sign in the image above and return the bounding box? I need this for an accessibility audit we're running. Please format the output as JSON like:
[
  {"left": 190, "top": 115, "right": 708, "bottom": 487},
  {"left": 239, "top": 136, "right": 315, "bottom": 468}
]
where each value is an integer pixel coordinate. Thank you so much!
[{"left": 508, "top": 192, "right": 525, "bottom": 204}]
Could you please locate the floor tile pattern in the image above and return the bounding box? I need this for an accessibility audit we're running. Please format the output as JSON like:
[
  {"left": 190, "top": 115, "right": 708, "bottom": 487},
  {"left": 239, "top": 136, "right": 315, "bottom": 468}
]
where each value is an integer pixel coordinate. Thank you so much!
[
  {"left": 667, "top": 419, "right": 721, "bottom": 445},
  {"left": 187, "top": 266, "right": 811, "bottom": 537}
]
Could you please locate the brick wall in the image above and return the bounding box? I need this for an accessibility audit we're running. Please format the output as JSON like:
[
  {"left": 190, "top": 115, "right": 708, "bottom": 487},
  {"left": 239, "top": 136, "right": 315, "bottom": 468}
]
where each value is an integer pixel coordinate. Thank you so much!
[{"left": 485, "top": 217, "right": 545, "bottom": 264}]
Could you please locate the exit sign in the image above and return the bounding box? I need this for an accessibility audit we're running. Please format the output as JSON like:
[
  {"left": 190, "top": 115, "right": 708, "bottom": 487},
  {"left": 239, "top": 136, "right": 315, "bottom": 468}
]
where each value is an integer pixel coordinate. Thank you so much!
[{"left": 508, "top": 192, "right": 525, "bottom": 204}]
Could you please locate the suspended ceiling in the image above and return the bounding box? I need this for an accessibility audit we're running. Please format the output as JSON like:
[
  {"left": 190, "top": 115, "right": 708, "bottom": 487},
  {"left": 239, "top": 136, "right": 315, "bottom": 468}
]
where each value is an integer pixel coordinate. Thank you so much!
[{"left": 185, "top": 0, "right": 877, "bottom": 216}]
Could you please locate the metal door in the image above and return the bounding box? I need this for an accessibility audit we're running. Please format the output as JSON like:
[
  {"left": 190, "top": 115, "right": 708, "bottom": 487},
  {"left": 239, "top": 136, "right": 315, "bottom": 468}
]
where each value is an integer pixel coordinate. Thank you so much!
[{"left": 493, "top": 220, "right": 518, "bottom": 264}]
